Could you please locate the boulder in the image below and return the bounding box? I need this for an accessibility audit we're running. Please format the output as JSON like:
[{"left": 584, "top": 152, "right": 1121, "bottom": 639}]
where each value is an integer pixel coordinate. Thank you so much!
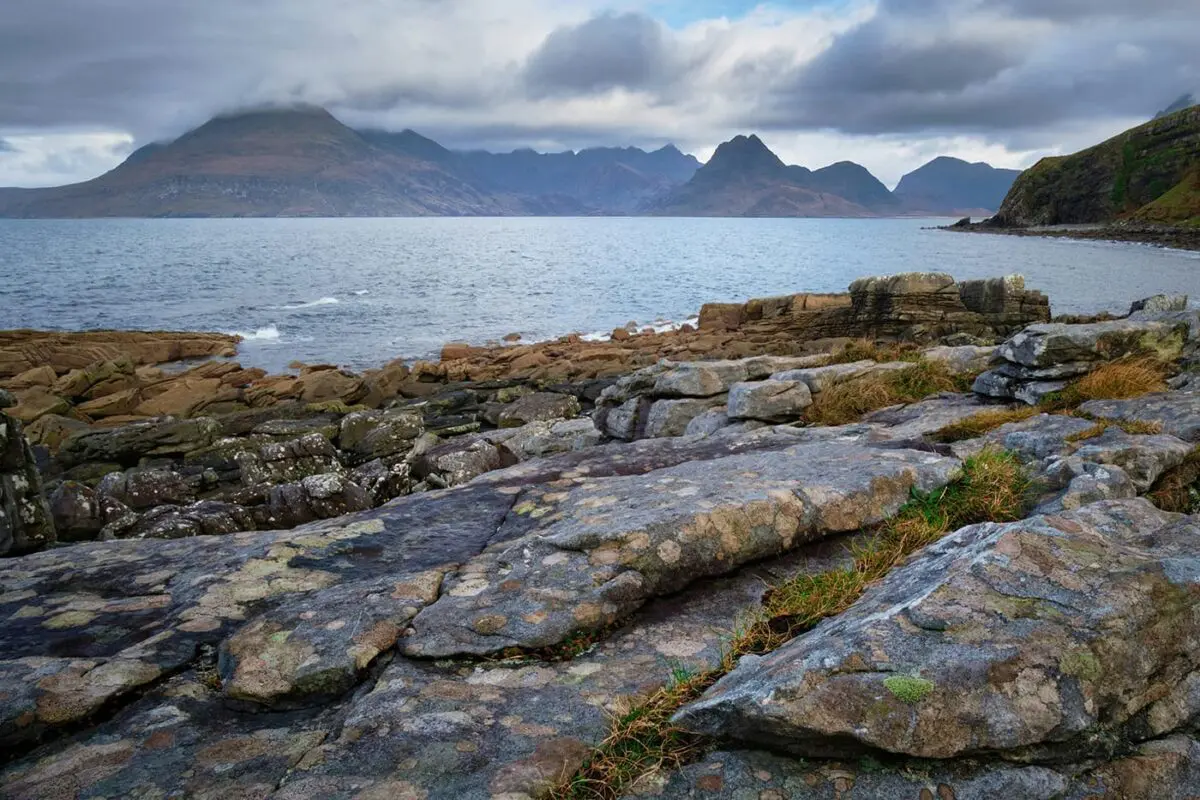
[
  {"left": 997, "top": 318, "right": 1189, "bottom": 368},
  {"left": 921, "top": 344, "right": 997, "bottom": 374},
  {"left": 98, "top": 468, "right": 196, "bottom": 511},
  {"left": 494, "top": 418, "right": 603, "bottom": 460},
  {"left": 58, "top": 417, "right": 222, "bottom": 468},
  {"left": 1082, "top": 389, "right": 1200, "bottom": 442},
  {"left": 1131, "top": 294, "right": 1188, "bottom": 314},
  {"left": 337, "top": 409, "right": 424, "bottom": 464},
  {"left": 684, "top": 407, "right": 732, "bottom": 437},
  {"left": 7, "top": 387, "right": 71, "bottom": 424},
  {"left": 727, "top": 380, "right": 812, "bottom": 422},
  {"left": 771, "top": 360, "right": 877, "bottom": 394},
  {"left": 413, "top": 436, "right": 514, "bottom": 488},
  {"left": 260, "top": 474, "right": 372, "bottom": 529},
  {"left": 676, "top": 500, "right": 1198, "bottom": 762},
  {"left": 235, "top": 433, "right": 344, "bottom": 488},
  {"left": 52, "top": 357, "right": 136, "bottom": 400},
  {"left": 76, "top": 388, "right": 144, "bottom": 419},
  {"left": 654, "top": 361, "right": 752, "bottom": 397},
  {"left": 133, "top": 377, "right": 234, "bottom": 418},
  {"left": 497, "top": 392, "right": 581, "bottom": 428},
  {"left": 22, "top": 414, "right": 90, "bottom": 451}
]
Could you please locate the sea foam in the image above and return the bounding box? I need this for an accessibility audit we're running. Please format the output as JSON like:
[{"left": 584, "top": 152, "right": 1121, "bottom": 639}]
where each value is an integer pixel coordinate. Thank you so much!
[{"left": 276, "top": 296, "right": 340, "bottom": 310}]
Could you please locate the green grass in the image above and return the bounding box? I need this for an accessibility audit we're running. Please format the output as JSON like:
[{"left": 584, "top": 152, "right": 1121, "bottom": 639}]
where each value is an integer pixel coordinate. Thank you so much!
[{"left": 551, "top": 449, "right": 1030, "bottom": 800}]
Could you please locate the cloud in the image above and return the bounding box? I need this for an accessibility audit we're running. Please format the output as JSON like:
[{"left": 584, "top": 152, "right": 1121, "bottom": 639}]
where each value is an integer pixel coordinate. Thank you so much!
[
  {"left": 0, "top": 138, "right": 13, "bottom": 153},
  {"left": 0, "top": 0, "right": 1198, "bottom": 187}
]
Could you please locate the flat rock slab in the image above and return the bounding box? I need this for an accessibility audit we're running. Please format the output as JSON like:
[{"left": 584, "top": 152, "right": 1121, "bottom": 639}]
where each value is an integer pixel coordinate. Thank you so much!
[
  {"left": 1082, "top": 389, "right": 1200, "bottom": 443},
  {"left": 997, "top": 318, "right": 1190, "bottom": 368},
  {"left": 727, "top": 380, "right": 812, "bottom": 422},
  {"left": 951, "top": 413, "right": 1097, "bottom": 463},
  {"left": 402, "top": 440, "right": 960, "bottom": 658},
  {"left": 0, "top": 536, "right": 861, "bottom": 800},
  {"left": 676, "top": 500, "right": 1199, "bottom": 762},
  {"left": 864, "top": 392, "right": 1006, "bottom": 441}
]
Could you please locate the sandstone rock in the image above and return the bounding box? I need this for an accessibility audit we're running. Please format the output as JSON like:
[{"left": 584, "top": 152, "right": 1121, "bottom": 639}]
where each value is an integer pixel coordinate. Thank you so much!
[
  {"left": 646, "top": 398, "right": 722, "bottom": 437},
  {"left": 498, "top": 392, "right": 581, "bottom": 428},
  {"left": 133, "top": 376, "right": 235, "bottom": 418},
  {"left": 8, "top": 387, "right": 71, "bottom": 424},
  {"left": 23, "top": 413, "right": 90, "bottom": 451},
  {"left": 0, "top": 330, "right": 239, "bottom": 378},
  {"left": 727, "top": 380, "right": 812, "bottom": 422},
  {"left": 52, "top": 357, "right": 136, "bottom": 400},
  {"left": 4, "top": 365, "right": 57, "bottom": 389},
  {"left": 294, "top": 368, "right": 369, "bottom": 406},
  {"left": 76, "top": 387, "right": 144, "bottom": 418},
  {"left": 402, "top": 437, "right": 960, "bottom": 658},
  {"left": 676, "top": 500, "right": 1196, "bottom": 762}
]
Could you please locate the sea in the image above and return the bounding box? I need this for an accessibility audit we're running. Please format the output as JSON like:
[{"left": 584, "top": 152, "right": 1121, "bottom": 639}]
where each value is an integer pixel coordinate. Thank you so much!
[{"left": 2, "top": 217, "right": 1199, "bottom": 374}]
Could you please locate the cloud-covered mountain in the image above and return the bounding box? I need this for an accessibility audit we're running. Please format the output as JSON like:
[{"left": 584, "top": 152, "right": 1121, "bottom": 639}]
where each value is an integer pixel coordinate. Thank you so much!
[{"left": 0, "top": 108, "right": 1024, "bottom": 219}]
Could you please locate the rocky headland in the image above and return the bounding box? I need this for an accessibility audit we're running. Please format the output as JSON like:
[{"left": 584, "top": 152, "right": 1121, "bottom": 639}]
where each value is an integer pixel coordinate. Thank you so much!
[{"left": 3, "top": 273, "right": 1200, "bottom": 799}]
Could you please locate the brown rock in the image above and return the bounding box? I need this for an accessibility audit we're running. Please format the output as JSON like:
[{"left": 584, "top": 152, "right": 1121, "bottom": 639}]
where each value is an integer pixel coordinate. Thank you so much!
[
  {"left": 9, "top": 387, "right": 71, "bottom": 424},
  {"left": 4, "top": 365, "right": 57, "bottom": 389},
  {"left": 611, "top": 328, "right": 631, "bottom": 342},
  {"left": 0, "top": 330, "right": 239, "bottom": 378},
  {"left": 77, "top": 389, "right": 144, "bottom": 419}
]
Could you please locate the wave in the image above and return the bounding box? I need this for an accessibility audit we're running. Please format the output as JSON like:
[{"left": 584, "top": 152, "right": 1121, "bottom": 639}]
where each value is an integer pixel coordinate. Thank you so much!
[
  {"left": 352, "top": 290, "right": 370, "bottom": 296},
  {"left": 579, "top": 316, "right": 700, "bottom": 343},
  {"left": 275, "top": 296, "right": 340, "bottom": 310},
  {"left": 228, "top": 324, "right": 282, "bottom": 342}
]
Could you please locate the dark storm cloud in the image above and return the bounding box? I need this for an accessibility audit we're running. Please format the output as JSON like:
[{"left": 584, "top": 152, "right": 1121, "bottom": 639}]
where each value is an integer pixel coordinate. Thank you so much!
[
  {"left": 751, "top": 0, "right": 1200, "bottom": 137},
  {"left": 523, "top": 13, "right": 675, "bottom": 97}
]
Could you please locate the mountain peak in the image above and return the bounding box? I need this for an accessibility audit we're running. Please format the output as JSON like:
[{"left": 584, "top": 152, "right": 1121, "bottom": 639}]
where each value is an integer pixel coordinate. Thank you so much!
[{"left": 705, "top": 134, "right": 786, "bottom": 176}]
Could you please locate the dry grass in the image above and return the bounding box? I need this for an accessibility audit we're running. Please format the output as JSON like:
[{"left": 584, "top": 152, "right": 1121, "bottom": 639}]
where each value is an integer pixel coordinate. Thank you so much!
[
  {"left": 1041, "top": 359, "right": 1169, "bottom": 411},
  {"left": 1148, "top": 448, "right": 1200, "bottom": 513},
  {"left": 826, "top": 338, "right": 921, "bottom": 366},
  {"left": 929, "top": 406, "right": 1040, "bottom": 443},
  {"left": 806, "top": 360, "right": 962, "bottom": 426},
  {"left": 552, "top": 449, "right": 1029, "bottom": 800}
]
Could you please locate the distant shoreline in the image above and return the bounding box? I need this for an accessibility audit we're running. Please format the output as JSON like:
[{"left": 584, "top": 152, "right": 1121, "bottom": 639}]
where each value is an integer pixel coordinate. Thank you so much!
[{"left": 942, "top": 221, "right": 1200, "bottom": 252}]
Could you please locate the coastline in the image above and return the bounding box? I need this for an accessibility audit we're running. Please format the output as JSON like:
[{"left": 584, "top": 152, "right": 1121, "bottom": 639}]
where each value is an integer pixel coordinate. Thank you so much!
[{"left": 942, "top": 220, "right": 1200, "bottom": 252}]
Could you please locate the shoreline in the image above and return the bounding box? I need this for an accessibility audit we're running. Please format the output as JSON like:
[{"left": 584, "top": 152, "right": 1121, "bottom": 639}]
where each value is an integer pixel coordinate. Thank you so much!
[{"left": 942, "top": 221, "right": 1200, "bottom": 252}]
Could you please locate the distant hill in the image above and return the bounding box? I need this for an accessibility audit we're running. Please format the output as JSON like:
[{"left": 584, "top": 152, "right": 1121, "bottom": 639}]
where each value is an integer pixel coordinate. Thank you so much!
[
  {"left": 990, "top": 104, "right": 1200, "bottom": 228},
  {"left": 0, "top": 107, "right": 1021, "bottom": 219},
  {"left": 894, "top": 157, "right": 1021, "bottom": 215},
  {"left": 1156, "top": 93, "right": 1197, "bottom": 119},
  {"left": 649, "top": 135, "right": 889, "bottom": 217},
  {"left": 0, "top": 107, "right": 539, "bottom": 218}
]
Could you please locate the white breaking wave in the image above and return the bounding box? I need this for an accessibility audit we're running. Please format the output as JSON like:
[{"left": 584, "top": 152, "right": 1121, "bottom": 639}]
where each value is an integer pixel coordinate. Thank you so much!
[
  {"left": 579, "top": 316, "right": 700, "bottom": 343},
  {"left": 228, "top": 324, "right": 282, "bottom": 342},
  {"left": 352, "top": 290, "right": 370, "bottom": 296},
  {"left": 276, "top": 296, "right": 340, "bottom": 310}
]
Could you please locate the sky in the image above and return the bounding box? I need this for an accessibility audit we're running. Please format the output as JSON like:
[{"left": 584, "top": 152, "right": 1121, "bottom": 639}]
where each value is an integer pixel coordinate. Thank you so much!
[{"left": 1, "top": 0, "right": 1198, "bottom": 188}]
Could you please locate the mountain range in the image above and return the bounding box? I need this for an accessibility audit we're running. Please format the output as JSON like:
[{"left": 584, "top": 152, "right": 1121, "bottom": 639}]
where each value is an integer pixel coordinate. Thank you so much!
[{"left": 0, "top": 106, "right": 1020, "bottom": 219}]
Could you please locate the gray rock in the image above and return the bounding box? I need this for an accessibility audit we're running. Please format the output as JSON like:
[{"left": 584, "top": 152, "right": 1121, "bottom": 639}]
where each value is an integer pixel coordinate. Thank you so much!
[
  {"left": 235, "top": 433, "right": 344, "bottom": 487},
  {"left": 98, "top": 468, "right": 195, "bottom": 511},
  {"left": 337, "top": 408, "right": 423, "bottom": 463},
  {"left": 675, "top": 500, "right": 1193, "bottom": 762},
  {"left": 261, "top": 473, "right": 372, "bottom": 528},
  {"left": 727, "top": 380, "right": 813, "bottom": 422},
  {"left": 498, "top": 392, "right": 581, "bottom": 428},
  {"left": 1131, "top": 294, "right": 1188, "bottom": 314},
  {"left": 603, "top": 396, "right": 650, "bottom": 441},
  {"left": 864, "top": 393, "right": 1003, "bottom": 440},
  {"left": 57, "top": 416, "right": 222, "bottom": 467},
  {"left": 104, "top": 500, "right": 257, "bottom": 540},
  {"left": 684, "top": 407, "right": 732, "bottom": 437},
  {"left": 952, "top": 413, "right": 1097, "bottom": 463},
  {"left": 653, "top": 361, "right": 752, "bottom": 398},
  {"left": 645, "top": 398, "right": 722, "bottom": 437},
  {"left": 921, "top": 344, "right": 997, "bottom": 374},
  {"left": 997, "top": 318, "right": 1189, "bottom": 368},
  {"left": 495, "top": 418, "right": 603, "bottom": 459},
  {"left": 1, "top": 408, "right": 56, "bottom": 555},
  {"left": 402, "top": 439, "right": 960, "bottom": 658},
  {"left": 412, "top": 436, "right": 513, "bottom": 488},
  {"left": 0, "top": 389, "right": 14, "bottom": 409},
  {"left": 1082, "top": 389, "right": 1200, "bottom": 442},
  {"left": 1070, "top": 428, "right": 1193, "bottom": 491},
  {"left": 770, "top": 360, "right": 877, "bottom": 394},
  {"left": 1035, "top": 458, "right": 1138, "bottom": 514}
]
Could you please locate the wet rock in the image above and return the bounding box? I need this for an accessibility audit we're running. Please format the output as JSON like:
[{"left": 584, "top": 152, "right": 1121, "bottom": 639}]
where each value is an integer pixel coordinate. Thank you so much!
[
  {"left": 402, "top": 439, "right": 960, "bottom": 658},
  {"left": 1082, "top": 389, "right": 1200, "bottom": 442},
  {"left": 727, "top": 380, "right": 813, "bottom": 422},
  {"left": 675, "top": 500, "right": 1197, "bottom": 762},
  {"left": 497, "top": 392, "right": 581, "bottom": 428}
]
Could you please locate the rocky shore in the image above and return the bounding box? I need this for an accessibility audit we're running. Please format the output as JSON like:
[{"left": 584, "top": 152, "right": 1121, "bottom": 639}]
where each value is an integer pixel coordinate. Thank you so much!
[
  {"left": 944, "top": 219, "right": 1200, "bottom": 252},
  {"left": 3, "top": 273, "right": 1200, "bottom": 799}
]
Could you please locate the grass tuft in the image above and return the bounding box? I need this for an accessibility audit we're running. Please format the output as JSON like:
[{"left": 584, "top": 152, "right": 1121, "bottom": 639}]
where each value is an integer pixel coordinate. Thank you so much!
[
  {"left": 1041, "top": 359, "right": 1169, "bottom": 410},
  {"left": 806, "top": 360, "right": 962, "bottom": 426},
  {"left": 929, "top": 406, "right": 1039, "bottom": 443},
  {"left": 827, "top": 339, "right": 920, "bottom": 366},
  {"left": 551, "top": 449, "right": 1029, "bottom": 800}
]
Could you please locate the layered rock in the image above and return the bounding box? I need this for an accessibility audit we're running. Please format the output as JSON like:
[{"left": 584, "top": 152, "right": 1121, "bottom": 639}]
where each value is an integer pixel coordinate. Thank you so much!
[
  {"left": 0, "top": 330, "right": 240, "bottom": 378},
  {"left": 675, "top": 500, "right": 1198, "bottom": 762}
]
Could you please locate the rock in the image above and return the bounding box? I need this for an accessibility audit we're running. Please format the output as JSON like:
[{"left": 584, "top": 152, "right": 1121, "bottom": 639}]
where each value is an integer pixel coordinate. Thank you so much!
[
  {"left": 645, "top": 398, "right": 722, "bottom": 437},
  {"left": 684, "top": 407, "right": 732, "bottom": 437},
  {"left": 22, "top": 414, "right": 90, "bottom": 451},
  {"left": 1131, "top": 294, "right": 1188, "bottom": 314},
  {"left": 493, "top": 418, "right": 603, "bottom": 460},
  {"left": 413, "top": 436, "right": 514, "bottom": 488},
  {"left": 261, "top": 474, "right": 372, "bottom": 528},
  {"left": 294, "top": 368, "right": 369, "bottom": 406},
  {"left": 1082, "top": 389, "right": 1200, "bottom": 442},
  {"left": 98, "top": 468, "right": 196, "bottom": 511},
  {"left": 76, "top": 387, "right": 144, "bottom": 418},
  {"left": 5, "top": 365, "right": 58, "bottom": 390},
  {"left": 52, "top": 357, "right": 136, "bottom": 400},
  {"left": 1035, "top": 458, "right": 1138, "bottom": 514},
  {"left": 350, "top": 458, "right": 413, "bottom": 505},
  {"left": 235, "top": 433, "right": 344, "bottom": 488},
  {"left": 675, "top": 500, "right": 1196, "bottom": 762},
  {"left": 0, "top": 388, "right": 13, "bottom": 409},
  {"left": 1, "top": 406, "right": 56, "bottom": 554},
  {"left": 8, "top": 387, "right": 71, "bottom": 424},
  {"left": 864, "top": 393, "right": 1005, "bottom": 440},
  {"left": 59, "top": 417, "right": 222, "bottom": 468},
  {"left": 771, "top": 360, "right": 877, "bottom": 394},
  {"left": 997, "top": 318, "right": 1189, "bottom": 368},
  {"left": 497, "top": 392, "right": 581, "bottom": 428},
  {"left": 337, "top": 409, "right": 424, "bottom": 464},
  {"left": 611, "top": 327, "right": 631, "bottom": 341},
  {"left": 727, "top": 380, "right": 812, "bottom": 422},
  {"left": 602, "top": 397, "right": 651, "bottom": 441},
  {"left": 48, "top": 480, "right": 107, "bottom": 541},
  {"left": 1069, "top": 428, "right": 1193, "bottom": 491},
  {"left": 952, "top": 413, "right": 1097, "bottom": 463},
  {"left": 921, "top": 344, "right": 997, "bottom": 374},
  {"left": 654, "top": 361, "right": 752, "bottom": 397},
  {"left": 0, "top": 330, "right": 239, "bottom": 378},
  {"left": 402, "top": 437, "right": 960, "bottom": 658},
  {"left": 133, "top": 377, "right": 236, "bottom": 418},
  {"left": 104, "top": 500, "right": 257, "bottom": 540}
]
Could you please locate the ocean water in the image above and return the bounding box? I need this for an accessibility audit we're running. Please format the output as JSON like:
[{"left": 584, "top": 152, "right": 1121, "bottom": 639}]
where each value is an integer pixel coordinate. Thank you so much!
[{"left": 2, "top": 217, "right": 1199, "bottom": 374}]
